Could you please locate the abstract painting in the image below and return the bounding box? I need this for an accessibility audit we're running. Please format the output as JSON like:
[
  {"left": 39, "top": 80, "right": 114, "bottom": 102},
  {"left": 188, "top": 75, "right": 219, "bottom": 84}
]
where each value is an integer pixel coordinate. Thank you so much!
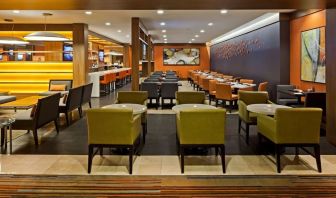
[
  {"left": 301, "top": 27, "right": 326, "bottom": 83},
  {"left": 163, "top": 48, "right": 200, "bottom": 65}
]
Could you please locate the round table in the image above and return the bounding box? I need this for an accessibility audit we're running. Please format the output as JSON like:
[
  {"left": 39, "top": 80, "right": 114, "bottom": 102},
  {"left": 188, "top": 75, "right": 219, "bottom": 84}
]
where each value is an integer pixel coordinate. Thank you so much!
[
  {"left": 0, "top": 116, "right": 15, "bottom": 154},
  {"left": 102, "top": 103, "right": 147, "bottom": 115},
  {"left": 247, "top": 104, "right": 291, "bottom": 115},
  {"left": 172, "top": 104, "right": 217, "bottom": 113}
]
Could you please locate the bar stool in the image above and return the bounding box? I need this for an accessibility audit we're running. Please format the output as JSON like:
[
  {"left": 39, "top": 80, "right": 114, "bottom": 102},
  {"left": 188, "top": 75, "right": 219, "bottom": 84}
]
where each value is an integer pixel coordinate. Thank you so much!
[
  {"left": 109, "top": 73, "right": 117, "bottom": 92},
  {"left": 100, "top": 74, "right": 110, "bottom": 94}
]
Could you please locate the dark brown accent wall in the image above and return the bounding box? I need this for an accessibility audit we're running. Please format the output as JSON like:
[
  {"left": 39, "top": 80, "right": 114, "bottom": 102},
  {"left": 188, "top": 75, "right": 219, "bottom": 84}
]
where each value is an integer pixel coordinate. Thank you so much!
[{"left": 210, "top": 20, "right": 290, "bottom": 100}]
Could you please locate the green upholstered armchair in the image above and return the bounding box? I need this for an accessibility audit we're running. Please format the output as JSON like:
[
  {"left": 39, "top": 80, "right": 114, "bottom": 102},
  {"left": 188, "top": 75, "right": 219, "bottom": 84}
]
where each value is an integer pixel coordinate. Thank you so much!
[
  {"left": 257, "top": 108, "right": 322, "bottom": 173},
  {"left": 86, "top": 108, "right": 142, "bottom": 174},
  {"left": 175, "top": 91, "right": 206, "bottom": 105},
  {"left": 238, "top": 91, "right": 271, "bottom": 144},
  {"left": 176, "top": 109, "right": 226, "bottom": 173},
  {"left": 115, "top": 91, "right": 148, "bottom": 143}
]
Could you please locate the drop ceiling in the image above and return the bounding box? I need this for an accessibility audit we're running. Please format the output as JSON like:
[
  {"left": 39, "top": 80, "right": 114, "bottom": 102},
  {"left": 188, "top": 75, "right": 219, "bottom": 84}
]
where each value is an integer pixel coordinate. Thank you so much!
[{"left": 0, "top": 10, "right": 294, "bottom": 44}]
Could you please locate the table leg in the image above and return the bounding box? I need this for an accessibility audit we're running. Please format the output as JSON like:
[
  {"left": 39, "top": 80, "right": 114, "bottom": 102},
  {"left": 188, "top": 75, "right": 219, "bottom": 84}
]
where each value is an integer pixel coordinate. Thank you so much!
[
  {"left": 0, "top": 128, "right": 4, "bottom": 147},
  {"left": 9, "top": 125, "right": 12, "bottom": 154},
  {"left": 3, "top": 127, "right": 7, "bottom": 150}
]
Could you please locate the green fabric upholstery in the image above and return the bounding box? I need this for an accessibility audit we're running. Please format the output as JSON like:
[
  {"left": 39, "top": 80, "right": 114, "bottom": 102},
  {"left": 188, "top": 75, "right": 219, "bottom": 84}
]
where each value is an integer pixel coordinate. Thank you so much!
[
  {"left": 175, "top": 91, "right": 206, "bottom": 105},
  {"left": 257, "top": 108, "right": 322, "bottom": 144},
  {"left": 238, "top": 91, "right": 270, "bottom": 123},
  {"left": 177, "top": 109, "right": 226, "bottom": 145},
  {"left": 115, "top": 91, "right": 148, "bottom": 105},
  {"left": 86, "top": 108, "right": 141, "bottom": 145}
]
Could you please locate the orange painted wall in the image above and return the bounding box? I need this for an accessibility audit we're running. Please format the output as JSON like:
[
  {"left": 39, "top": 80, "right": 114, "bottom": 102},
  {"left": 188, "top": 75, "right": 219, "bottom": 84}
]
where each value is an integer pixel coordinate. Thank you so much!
[
  {"left": 154, "top": 44, "right": 210, "bottom": 78},
  {"left": 290, "top": 10, "right": 326, "bottom": 91}
]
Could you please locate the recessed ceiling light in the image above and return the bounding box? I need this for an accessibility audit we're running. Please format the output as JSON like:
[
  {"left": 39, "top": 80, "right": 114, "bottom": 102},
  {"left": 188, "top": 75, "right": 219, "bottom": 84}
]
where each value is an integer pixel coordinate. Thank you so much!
[
  {"left": 163, "top": 35, "right": 167, "bottom": 38},
  {"left": 162, "top": 29, "right": 166, "bottom": 33},
  {"left": 191, "top": 38, "right": 195, "bottom": 41},
  {"left": 117, "top": 30, "right": 122, "bottom": 33},
  {"left": 12, "top": 10, "right": 20, "bottom": 14},
  {"left": 164, "top": 38, "right": 167, "bottom": 41},
  {"left": 164, "top": 41, "right": 167, "bottom": 43},
  {"left": 85, "top": 11, "right": 92, "bottom": 15},
  {"left": 160, "top": 22, "right": 166, "bottom": 26},
  {"left": 195, "top": 35, "right": 199, "bottom": 38},
  {"left": 157, "top": 10, "right": 164, "bottom": 14},
  {"left": 208, "top": 22, "right": 213, "bottom": 26},
  {"left": 188, "top": 41, "right": 192, "bottom": 43},
  {"left": 126, "top": 35, "right": 130, "bottom": 38},
  {"left": 220, "top": 9, "right": 228, "bottom": 14},
  {"left": 105, "top": 22, "right": 111, "bottom": 26},
  {"left": 200, "top": 29, "right": 205, "bottom": 33}
]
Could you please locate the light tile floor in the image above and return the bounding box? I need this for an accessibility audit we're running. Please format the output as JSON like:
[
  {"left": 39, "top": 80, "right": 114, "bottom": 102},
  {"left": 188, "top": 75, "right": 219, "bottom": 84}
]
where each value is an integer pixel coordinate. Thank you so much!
[{"left": 1, "top": 154, "right": 336, "bottom": 175}]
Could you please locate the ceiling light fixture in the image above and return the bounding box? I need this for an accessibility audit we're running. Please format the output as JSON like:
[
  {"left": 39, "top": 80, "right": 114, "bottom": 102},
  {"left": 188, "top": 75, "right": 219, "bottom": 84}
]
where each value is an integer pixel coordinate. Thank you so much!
[
  {"left": 208, "top": 22, "right": 214, "bottom": 26},
  {"left": 195, "top": 35, "right": 199, "bottom": 38},
  {"left": 85, "top": 11, "right": 92, "bottom": 15},
  {"left": 164, "top": 41, "right": 167, "bottom": 43},
  {"left": 220, "top": 9, "right": 228, "bottom": 14},
  {"left": 157, "top": 10, "right": 164, "bottom": 14},
  {"left": 162, "top": 29, "right": 166, "bottom": 33},
  {"left": 200, "top": 29, "right": 205, "bottom": 33},
  {"left": 160, "top": 22, "right": 166, "bottom": 26},
  {"left": 24, "top": 13, "right": 70, "bottom": 41},
  {"left": 12, "top": 10, "right": 20, "bottom": 14},
  {"left": 191, "top": 38, "right": 195, "bottom": 41},
  {"left": 117, "top": 30, "right": 122, "bottom": 33},
  {"left": 105, "top": 22, "right": 111, "bottom": 26},
  {"left": 164, "top": 38, "right": 167, "bottom": 41},
  {"left": 188, "top": 41, "right": 192, "bottom": 43},
  {"left": 0, "top": 19, "right": 29, "bottom": 45},
  {"left": 126, "top": 35, "right": 130, "bottom": 38},
  {"left": 163, "top": 35, "right": 167, "bottom": 38}
]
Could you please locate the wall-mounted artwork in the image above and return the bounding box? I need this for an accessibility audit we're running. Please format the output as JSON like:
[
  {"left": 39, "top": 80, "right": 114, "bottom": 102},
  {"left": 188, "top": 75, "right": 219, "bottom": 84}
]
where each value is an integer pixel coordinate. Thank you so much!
[
  {"left": 163, "top": 48, "right": 200, "bottom": 65},
  {"left": 301, "top": 27, "right": 326, "bottom": 83}
]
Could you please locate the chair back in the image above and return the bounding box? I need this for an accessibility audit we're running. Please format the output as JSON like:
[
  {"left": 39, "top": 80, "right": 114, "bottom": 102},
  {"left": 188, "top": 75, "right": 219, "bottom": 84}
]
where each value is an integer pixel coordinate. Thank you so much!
[
  {"left": 209, "top": 80, "right": 217, "bottom": 93},
  {"left": 81, "top": 83, "right": 93, "bottom": 105},
  {"left": 176, "top": 91, "right": 205, "bottom": 104},
  {"left": 216, "top": 83, "right": 233, "bottom": 100},
  {"left": 276, "top": 85, "right": 296, "bottom": 100},
  {"left": 66, "top": 86, "right": 84, "bottom": 111},
  {"left": 177, "top": 109, "right": 226, "bottom": 144},
  {"left": 35, "top": 93, "right": 61, "bottom": 128},
  {"left": 258, "top": 82, "right": 268, "bottom": 91},
  {"left": 141, "top": 82, "right": 159, "bottom": 98},
  {"left": 240, "top": 79, "right": 254, "bottom": 84},
  {"left": 49, "top": 80, "right": 73, "bottom": 91},
  {"left": 305, "top": 92, "right": 326, "bottom": 115},
  {"left": 160, "top": 82, "right": 178, "bottom": 98},
  {"left": 202, "top": 78, "right": 210, "bottom": 91},
  {"left": 86, "top": 109, "right": 140, "bottom": 145},
  {"left": 116, "top": 91, "right": 148, "bottom": 105},
  {"left": 275, "top": 108, "right": 322, "bottom": 144},
  {"left": 163, "top": 78, "right": 178, "bottom": 82},
  {"left": 238, "top": 90, "right": 269, "bottom": 105}
]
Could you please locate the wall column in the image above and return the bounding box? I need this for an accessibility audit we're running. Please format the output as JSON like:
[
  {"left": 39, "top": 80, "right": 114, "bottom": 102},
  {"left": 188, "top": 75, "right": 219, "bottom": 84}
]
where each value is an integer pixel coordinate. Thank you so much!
[
  {"left": 131, "top": 18, "right": 140, "bottom": 91},
  {"left": 147, "top": 35, "right": 152, "bottom": 76},
  {"left": 326, "top": 9, "right": 336, "bottom": 145},
  {"left": 72, "top": 23, "right": 89, "bottom": 86}
]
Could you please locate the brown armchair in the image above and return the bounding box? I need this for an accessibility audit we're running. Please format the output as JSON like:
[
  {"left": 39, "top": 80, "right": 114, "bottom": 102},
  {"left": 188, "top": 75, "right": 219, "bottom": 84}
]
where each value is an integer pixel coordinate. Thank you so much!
[
  {"left": 59, "top": 86, "right": 83, "bottom": 126},
  {"left": 215, "top": 83, "right": 238, "bottom": 112}
]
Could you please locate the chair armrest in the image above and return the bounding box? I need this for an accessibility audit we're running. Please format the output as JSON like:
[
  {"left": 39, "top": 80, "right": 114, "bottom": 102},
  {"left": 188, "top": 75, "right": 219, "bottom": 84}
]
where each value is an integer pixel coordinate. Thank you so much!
[
  {"left": 267, "top": 100, "right": 274, "bottom": 104},
  {"left": 114, "top": 100, "right": 119, "bottom": 104},
  {"left": 257, "top": 114, "right": 276, "bottom": 137}
]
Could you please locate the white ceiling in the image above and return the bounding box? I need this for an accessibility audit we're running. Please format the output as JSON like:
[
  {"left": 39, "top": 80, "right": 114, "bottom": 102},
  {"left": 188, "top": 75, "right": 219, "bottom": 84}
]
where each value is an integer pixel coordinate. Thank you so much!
[{"left": 0, "top": 10, "right": 293, "bottom": 44}]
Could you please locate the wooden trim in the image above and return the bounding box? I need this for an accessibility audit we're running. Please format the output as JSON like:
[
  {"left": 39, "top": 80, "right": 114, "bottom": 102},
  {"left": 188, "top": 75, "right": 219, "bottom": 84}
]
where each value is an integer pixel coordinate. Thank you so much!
[
  {"left": 0, "top": 24, "right": 73, "bottom": 31},
  {"left": 155, "top": 43, "right": 207, "bottom": 46},
  {"left": 131, "top": 17, "right": 140, "bottom": 91},
  {"left": 289, "top": 9, "right": 324, "bottom": 20},
  {"left": 88, "top": 30, "right": 125, "bottom": 46}
]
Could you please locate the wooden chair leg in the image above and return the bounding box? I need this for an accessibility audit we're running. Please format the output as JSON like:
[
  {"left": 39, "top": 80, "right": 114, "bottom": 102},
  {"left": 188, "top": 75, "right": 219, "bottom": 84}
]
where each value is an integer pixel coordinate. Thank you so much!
[
  {"left": 295, "top": 147, "right": 299, "bottom": 156},
  {"left": 0, "top": 128, "right": 4, "bottom": 147},
  {"left": 180, "top": 146, "right": 184, "bottom": 174},
  {"left": 78, "top": 107, "right": 83, "bottom": 118},
  {"left": 142, "top": 123, "right": 147, "bottom": 144},
  {"left": 89, "top": 101, "right": 92, "bottom": 108},
  {"left": 245, "top": 123, "right": 250, "bottom": 144},
  {"left": 88, "top": 145, "right": 93, "bottom": 173},
  {"left": 33, "top": 129, "right": 38, "bottom": 147},
  {"left": 54, "top": 120, "right": 59, "bottom": 134},
  {"left": 221, "top": 145, "right": 226, "bottom": 173},
  {"left": 65, "top": 112, "right": 69, "bottom": 126},
  {"left": 100, "top": 147, "right": 103, "bottom": 156},
  {"left": 314, "top": 144, "right": 322, "bottom": 173},
  {"left": 238, "top": 118, "right": 242, "bottom": 134},
  {"left": 276, "top": 145, "right": 282, "bottom": 173},
  {"left": 129, "top": 146, "right": 134, "bottom": 174},
  {"left": 215, "top": 99, "right": 218, "bottom": 107}
]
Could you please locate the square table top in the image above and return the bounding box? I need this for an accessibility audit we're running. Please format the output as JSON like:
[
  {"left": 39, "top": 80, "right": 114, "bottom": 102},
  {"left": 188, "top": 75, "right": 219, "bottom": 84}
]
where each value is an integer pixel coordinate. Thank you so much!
[{"left": 0, "top": 96, "right": 44, "bottom": 109}]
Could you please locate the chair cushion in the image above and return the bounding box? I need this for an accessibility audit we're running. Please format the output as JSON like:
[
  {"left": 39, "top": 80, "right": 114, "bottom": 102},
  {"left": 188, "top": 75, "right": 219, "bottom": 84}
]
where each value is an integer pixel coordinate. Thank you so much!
[
  {"left": 0, "top": 96, "right": 16, "bottom": 104},
  {"left": 13, "top": 109, "right": 34, "bottom": 130},
  {"left": 50, "top": 84, "right": 67, "bottom": 91},
  {"left": 15, "top": 109, "right": 34, "bottom": 120}
]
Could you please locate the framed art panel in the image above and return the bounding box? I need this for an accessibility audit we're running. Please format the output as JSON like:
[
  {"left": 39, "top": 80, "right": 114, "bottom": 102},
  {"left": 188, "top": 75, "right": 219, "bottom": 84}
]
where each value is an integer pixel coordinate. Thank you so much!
[
  {"left": 301, "top": 27, "right": 326, "bottom": 83},
  {"left": 163, "top": 48, "right": 200, "bottom": 65}
]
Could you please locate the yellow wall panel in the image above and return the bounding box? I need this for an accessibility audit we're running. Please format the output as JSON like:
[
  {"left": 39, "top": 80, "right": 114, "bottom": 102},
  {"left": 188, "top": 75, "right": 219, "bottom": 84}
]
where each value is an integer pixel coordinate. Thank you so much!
[{"left": 0, "top": 84, "right": 49, "bottom": 94}]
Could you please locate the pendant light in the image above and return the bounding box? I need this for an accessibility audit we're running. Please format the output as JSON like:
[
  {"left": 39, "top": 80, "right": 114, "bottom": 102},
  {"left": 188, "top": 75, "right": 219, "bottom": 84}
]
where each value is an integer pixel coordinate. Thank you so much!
[
  {"left": 24, "top": 13, "right": 69, "bottom": 42},
  {"left": 0, "top": 19, "right": 29, "bottom": 45}
]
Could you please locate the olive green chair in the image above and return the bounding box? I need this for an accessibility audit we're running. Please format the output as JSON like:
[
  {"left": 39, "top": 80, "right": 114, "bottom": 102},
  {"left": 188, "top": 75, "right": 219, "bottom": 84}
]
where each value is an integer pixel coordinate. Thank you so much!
[
  {"left": 86, "top": 108, "right": 142, "bottom": 174},
  {"left": 257, "top": 108, "right": 322, "bottom": 173},
  {"left": 176, "top": 91, "right": 206, "bottom": 105},
  {"left": 115, "top": 91, "right": 148, "bottom": 143},
  {"left": 238, "top": 91, "right": 271, "bottom": 144},
  {"left": 176, "top": 109, "right": 226, "bottom": 173}
]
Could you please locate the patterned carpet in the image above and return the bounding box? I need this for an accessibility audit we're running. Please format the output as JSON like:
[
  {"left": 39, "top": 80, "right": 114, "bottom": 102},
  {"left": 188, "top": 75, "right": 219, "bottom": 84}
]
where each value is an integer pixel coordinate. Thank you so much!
[{"left": 0, "top": 174, "right": 336, "bottom": 197}]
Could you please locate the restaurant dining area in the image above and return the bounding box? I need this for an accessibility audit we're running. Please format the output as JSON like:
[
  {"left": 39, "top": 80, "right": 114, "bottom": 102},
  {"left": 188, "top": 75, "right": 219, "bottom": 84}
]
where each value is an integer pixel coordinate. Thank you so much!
[{"left": 1, "top": 0, "right": 336, "bottom": 196}]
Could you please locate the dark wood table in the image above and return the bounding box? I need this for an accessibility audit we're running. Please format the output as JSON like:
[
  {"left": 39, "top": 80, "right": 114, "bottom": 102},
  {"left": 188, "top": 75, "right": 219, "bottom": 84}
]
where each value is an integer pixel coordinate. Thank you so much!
[{"left": 278, "top": 89, "right": 306, "bottom": 104}]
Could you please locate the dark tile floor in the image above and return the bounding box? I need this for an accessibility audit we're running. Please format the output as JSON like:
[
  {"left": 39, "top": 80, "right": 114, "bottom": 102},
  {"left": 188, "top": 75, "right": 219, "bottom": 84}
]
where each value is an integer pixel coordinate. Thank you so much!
[{"left": 5, "top": 82, "right": 336, "bottom": 155}]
